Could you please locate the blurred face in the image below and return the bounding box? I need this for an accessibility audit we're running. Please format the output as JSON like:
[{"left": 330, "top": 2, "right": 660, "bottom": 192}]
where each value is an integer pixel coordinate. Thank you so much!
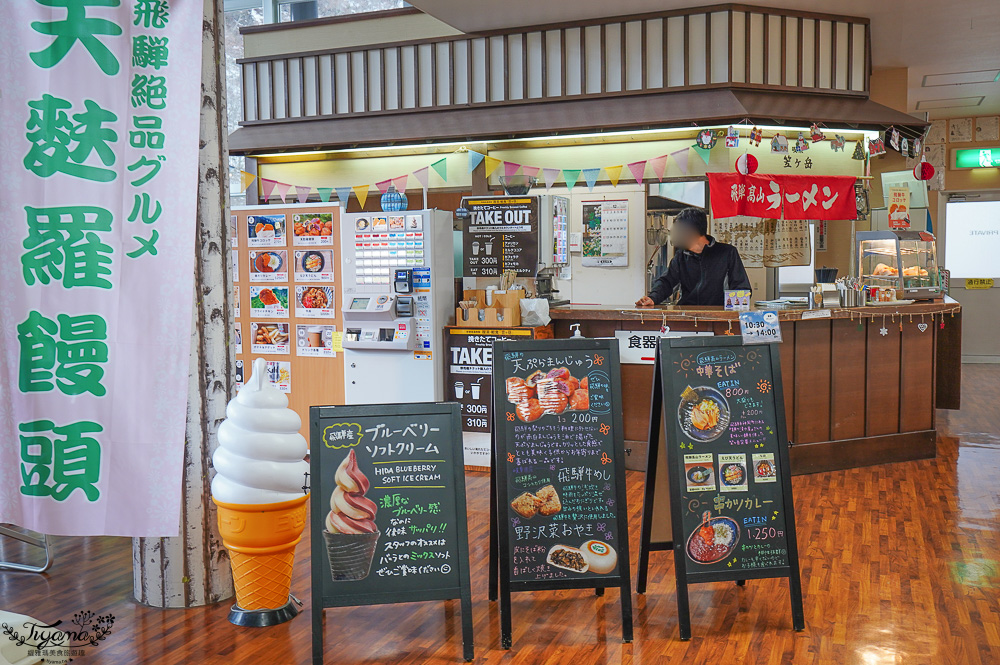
[{"left": 669, "top": 222, "right": 698, "bottom": 250}]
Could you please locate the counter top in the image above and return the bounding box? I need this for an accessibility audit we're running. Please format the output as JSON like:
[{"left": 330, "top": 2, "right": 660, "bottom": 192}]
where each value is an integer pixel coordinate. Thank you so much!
[{"left": 549, "top": 298, "right": 961, "bottom": 322}]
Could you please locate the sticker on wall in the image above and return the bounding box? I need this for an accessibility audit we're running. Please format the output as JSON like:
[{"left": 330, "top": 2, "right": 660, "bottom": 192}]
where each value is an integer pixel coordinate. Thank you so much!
[
  {"left": 291, "top": 212, "right": 333, "bottom": 246},
  {"left": 294, "top": 249, "right": 335, "bottom": 282},
  {"left": 250, "top": 322, "right": 290, "bottom": 354},
  {"left": 234, "top": 323, "right": 243, "bottom": 355},
  {"left": 265, "top": 360, "right": 292, "bottom": 393},
  {"left": 793, "top": 132, "right": 809, "bottom": 153},
  {"left": 234, "top": 359, "right": 245, "bottom": 392},
  {"left": 230, "top": 214, "right": 238, "bottom": 248},
  {"left": 234, "top": 285, "right": 240, "bottom": 318},
  {"left": 749, "top": 126, "right": 763, "bottom": 146},
  {"left": 809, "top": 124, "right": 826, "bottom": 142},
  {"left": 295, "top": 285, "right": 336, "bottom": 318},
  {"left": 770, "top": 134, "right": 789, "bottom": 154},
  {"left": 249, "top": 250, "right": 288, "bottom": 282},
  {"left": 831, "top": 135, "right": 846, "bottom": 152},
  {"left": 868, "top": 137, "right": 886, "bottom": 156},
  {"left": 296, "top": 324, "right": 336, "bottom": 358},
  {"left": 725, "top": 126, "right": 739, "bottom": 148},
  {"left": 250, "top": 286, "right": 289, "bottom": 318},
  {"left": 247, "top": 214, "right": 286, "bottom": 247}
]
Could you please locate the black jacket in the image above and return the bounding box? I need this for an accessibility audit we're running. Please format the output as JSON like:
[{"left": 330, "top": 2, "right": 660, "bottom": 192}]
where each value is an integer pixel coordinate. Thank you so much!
[{"left": 648, "top": 237, "right": 751, "bottom": 306}]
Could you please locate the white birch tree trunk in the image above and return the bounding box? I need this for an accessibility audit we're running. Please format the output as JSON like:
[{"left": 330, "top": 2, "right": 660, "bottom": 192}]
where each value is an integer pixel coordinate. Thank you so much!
[{"left": 132, "top": 0, "right": 235, "bottom": 608}]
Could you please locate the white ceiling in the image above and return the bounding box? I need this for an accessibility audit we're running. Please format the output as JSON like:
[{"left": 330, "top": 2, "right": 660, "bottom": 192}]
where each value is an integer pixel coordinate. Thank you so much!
[{"left": 408, "top": 0, "right": 1000, "bottom": 119}]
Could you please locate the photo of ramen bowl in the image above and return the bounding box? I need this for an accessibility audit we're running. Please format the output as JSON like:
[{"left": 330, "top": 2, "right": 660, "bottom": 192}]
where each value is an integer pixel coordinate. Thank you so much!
[
  {"left": 677, "top": 386, "right": 731, "bottom": 442},
  {"left": 301, "top": 251, "right": 325, "bottom": 273}
]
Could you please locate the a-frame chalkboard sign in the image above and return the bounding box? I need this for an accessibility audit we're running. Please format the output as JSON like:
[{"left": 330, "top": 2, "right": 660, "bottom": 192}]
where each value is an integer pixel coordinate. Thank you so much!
[
  {"left": 309, "top": 402, "right": 474, "bottom": 663},
  {"left": 489, "top": 338, "right": 632, "bottom": 648},
  {"left": 638, "top": 337, "right": 804, "bottom": 639}
]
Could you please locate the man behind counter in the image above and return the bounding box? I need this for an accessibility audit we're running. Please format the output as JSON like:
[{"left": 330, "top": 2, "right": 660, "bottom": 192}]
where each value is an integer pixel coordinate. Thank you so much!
[{"left": 636, "top": 207, "right": 751, "bottom": 307}]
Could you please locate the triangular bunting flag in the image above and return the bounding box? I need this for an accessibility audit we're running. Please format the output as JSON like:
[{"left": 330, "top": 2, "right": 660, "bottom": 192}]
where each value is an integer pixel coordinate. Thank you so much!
[
  {"left": 375, "top": 179, "right": 392, "bottom": 194},
  {"left": 335, "top": 187, "right": 352, "bottom": 208},
  {"left": 504, "top": 161, "right": 521, "bottom": 177},
  {"left": 522, "top": 165, "right": 540, "bottom": 179},
  {"left": 605, "top": 165, "right": 623, "bottom": 187},
  {"left": 562, "top": 169, "right": 581, "bottom": 191},
  {"left": 431, "top": 158, "right": 448, "bottom": 182},
  {"left": 295, "top": 185, "right": 311, "bottom": 204},
  {"left": 317, "top": 187, "right": 333, "bottom": 203},
  {"left": 392, "top": 174, "right": 409, "bottom": 192},
  {"left": 259, "top": 178, "right": 277, "bottom": 201},
  {"left": 582, "top": 168, "right": 601, "bottom": 191},
  {"left": 650, "top": 154, "right": 669, "bottom": 180},
  {"left": 275, "top": 181, "right": 292, "bottom": 203},
  {"left": 413, "top": 167, "right": 430, "bottom": 189},
  {"left": 240, "top": 170, "right": 256, "bottom": 192},
  {"left": 627, "top": 160, "right": 647, "bottom": 183},
  {"left": 353, "top": 184, "right": 370, "bottom": 209},
  {"left": 691, "top": 145, "right": 712, "bottom": 166},
  {"left": 484, "top": 155, "right": 502, "bottom": 177},
  {"left": 542, "top": 168, "right": 560, "bottom": 190},
  {"left": 669, "top": 149, "right": 688, "bottom": 175},
  {"left": 467, "top": 150, "right": 485, "bottom": 173}
]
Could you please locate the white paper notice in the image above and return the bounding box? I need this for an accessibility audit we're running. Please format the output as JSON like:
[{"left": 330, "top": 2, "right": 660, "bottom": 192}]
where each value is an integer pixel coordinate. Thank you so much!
[{"left": 582, "top": 200, "right": 629, "bottom": 267}]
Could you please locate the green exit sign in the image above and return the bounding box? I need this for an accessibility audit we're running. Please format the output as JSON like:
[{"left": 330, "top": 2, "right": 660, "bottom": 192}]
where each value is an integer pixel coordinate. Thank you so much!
[{"left": 954, "top": 147, "right": 1000, "bottom": 168}]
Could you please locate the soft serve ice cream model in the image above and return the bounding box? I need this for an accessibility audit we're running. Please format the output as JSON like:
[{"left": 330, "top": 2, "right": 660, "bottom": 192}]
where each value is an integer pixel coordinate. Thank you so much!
[
  {"left": 211, "top": 357, "right": 309, "bottom": 625},
  {"left": 324, "top": 449, "right": 380, "bottom": 580}
]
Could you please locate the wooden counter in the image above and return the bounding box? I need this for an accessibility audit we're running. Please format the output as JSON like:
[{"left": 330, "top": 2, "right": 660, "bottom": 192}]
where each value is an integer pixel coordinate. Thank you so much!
[{"left": 549, "top": 300, "right": 962, "bottom": 475}]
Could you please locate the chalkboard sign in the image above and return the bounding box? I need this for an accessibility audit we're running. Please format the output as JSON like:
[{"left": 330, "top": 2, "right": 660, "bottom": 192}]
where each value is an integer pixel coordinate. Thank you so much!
[
  {"left": 462, "top": 197, "right": 539, "bottom": 278},
  {"left": 490, "top": 338, "right": 632, "bottom": 648},
  {"left": 638, "top": 337, "right": 803, "bottom": 639},
  {"left": 309, "top": 403, "right": 473, "bottom": 663}
]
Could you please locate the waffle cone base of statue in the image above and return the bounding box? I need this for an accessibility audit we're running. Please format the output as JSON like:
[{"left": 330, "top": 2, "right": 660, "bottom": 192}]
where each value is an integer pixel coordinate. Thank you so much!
[
  {"left": 215, "top": 495, "right": 308, "bottom": 623},
  {"left": 210, "top": 357, "right": 311, "bottom": 627}
]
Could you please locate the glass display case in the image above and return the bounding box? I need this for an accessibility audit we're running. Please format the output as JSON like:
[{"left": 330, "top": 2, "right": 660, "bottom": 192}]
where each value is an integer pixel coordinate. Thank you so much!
[{"left": 856, "top": 230, "right": 943, "bottom": 300}]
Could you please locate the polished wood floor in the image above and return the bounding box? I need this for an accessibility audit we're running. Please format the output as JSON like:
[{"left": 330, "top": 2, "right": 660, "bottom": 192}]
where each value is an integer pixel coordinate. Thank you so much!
[{"left": 2, "top": 365, "right": 999, "bottom": 664}]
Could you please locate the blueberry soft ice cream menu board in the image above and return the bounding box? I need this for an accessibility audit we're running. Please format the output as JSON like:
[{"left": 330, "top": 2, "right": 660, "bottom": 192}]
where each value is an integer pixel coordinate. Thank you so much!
[
  {"left": 491, "top": 338, "right": 632, "bottom": 648},
  {"left": 643, "top": 336, "right": 803, "bottom": 639},
  {"left": 309, "top": 403, "right": 473, "bottom": 663}
]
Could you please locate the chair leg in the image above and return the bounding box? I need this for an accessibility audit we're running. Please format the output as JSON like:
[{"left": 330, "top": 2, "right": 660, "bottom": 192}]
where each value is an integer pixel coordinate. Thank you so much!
[{"left": 0, "top": 525, "right": 53, "bottom": 573}]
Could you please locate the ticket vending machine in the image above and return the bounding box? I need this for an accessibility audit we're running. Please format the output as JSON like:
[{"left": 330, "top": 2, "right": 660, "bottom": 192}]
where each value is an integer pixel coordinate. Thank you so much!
[{"left": 340, "top": 210, "right": 454, "bottom": 403}]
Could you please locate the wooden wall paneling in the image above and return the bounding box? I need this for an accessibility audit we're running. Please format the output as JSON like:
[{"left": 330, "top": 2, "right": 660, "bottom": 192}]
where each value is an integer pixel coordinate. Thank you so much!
[
  {"left": 779, "top": 15, "right": 786, "bottom": 86},
  {"left": 796, "top": 18, "right": 803, "bottom": 86},
  {"left": 561, "top": 28, "right": 569, "bottom": 95},
  {"left": 682, "top": 13, "right": 689, "bottom": 86},
  {"left": 866, "top": 318, "right": 901, "bottom": 437},
  {"left": 744, "top": 11, "right": 751, "bottom": 83},
  {"left": 813, "top": 19, "right": 820, "bottom": 90},
  {"left": 640, "top": 20, "right": 648, "bottom": 90},
  {"left": 779, "top": 320, "right": 795, "bottom": 441},
  {"left": 541, "top": 30, "right": 548, "bottom": 97},
  {"left": 900, "top": 320, "right": 935, "bottom": 432},
  {"left": 830, "top": 318, "right": 866, "bottom": 440},
  {"left": 936, "top": 311, "right": 961, "bottom": 410},
  {"left": 793, "top": 320, "right": 832, "bottom": 444},
  {"left": 727, "top": 10, "right": 733, "bottom": 84},
  {"left": 762, "top": 11, "right": 769, "bottom": 84}
]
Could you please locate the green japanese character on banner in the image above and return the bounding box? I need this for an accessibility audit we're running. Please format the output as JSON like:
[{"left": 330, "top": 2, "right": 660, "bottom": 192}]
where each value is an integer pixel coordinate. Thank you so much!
[
  {"left": 19, "top": 420, "right": 103, "bottom": 501},
  {"left": 17, "top": 310, "right": 109, "bottom": 396},
  {"left": 127, "top": 229, "right": 159, "bottom": 258},
  {"left": 131, "top": 35, "right": 169, "bottom": 68},
  {"left": 128, "top": 115, "right": 164, "bottom": 149},
  {"left": 30, "top": 0, "right": 122, "bottom": 75},
  {"left": 17, "top": 311, "right": 58, "bottom": 393},
  {"left": 128, "top": 193, "right": 162, "bottom": 224},
  {"left": 22, "top": 206, "right": 114, "bottom": 289},
  {"left": 133, "top": 0, "right": 169, "bottom": 28},
  {"left": 126, "top": 154, "right": 164, "bottom": 186},
  {"left": 130, "top": 74, "right": 167, "bottom": 110},
  {"left": 24, "top": 95, "right": 118, "bottom": 183}
]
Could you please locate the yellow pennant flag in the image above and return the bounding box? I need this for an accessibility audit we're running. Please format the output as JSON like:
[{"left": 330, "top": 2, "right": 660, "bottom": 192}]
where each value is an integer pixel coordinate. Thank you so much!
[
  {"left": 240, "top": 170, "right": 256, "bottom": 192},
  {"left": 605, "top": 165, "right": 623, "bottom": 187},
  {"left": 483, "top": 155, "right": 502, "bottom": 177},
  {"left": 353, "top": 184, "right": 370, "bottom": 208}
]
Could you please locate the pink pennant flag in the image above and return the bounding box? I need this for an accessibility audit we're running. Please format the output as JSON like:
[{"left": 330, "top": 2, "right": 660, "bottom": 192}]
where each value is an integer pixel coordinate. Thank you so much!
[
  {"left": 670, "top": 149, "right": 689, "bottom": 175},
  {"left": 275, "top": 181, "right": 292, "bottom": 203},
  {"left": 295, "top": 185, "right": 311, "bottom": 204},
  {"left": 504, "top": 161, "right": 521, "bottom": 177},
  {"left": 627, "top": 160, "right": 647, "bottom": 183},
  {"left": 649, "top": 155, "right": 669, "bottom": 181},
  {"left": 412, "top": 167, "right": 430, "bottom": 189},
  {"left": 375, "top": 179, "right": 392, "bottom": 194},
  {"left": 522, "top": 165, "right": 540, "bottom": 179},
  {"left": 392, "top": 174, "right": 409, "bottom": 192},
  {"left": 259, "top": 178, "right": 277, "bottom": 201},
  {"left": 542, "top": 168, "right": 560, "bottom": 190}
]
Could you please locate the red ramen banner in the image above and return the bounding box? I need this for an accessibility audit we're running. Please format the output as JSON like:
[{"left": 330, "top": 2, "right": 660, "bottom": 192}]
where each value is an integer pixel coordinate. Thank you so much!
[{"left": 708, "top": 173, "right": 856, "bottom": 221}]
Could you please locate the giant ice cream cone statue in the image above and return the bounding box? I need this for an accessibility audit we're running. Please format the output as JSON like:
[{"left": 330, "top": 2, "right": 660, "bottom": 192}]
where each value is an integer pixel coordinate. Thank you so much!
[{"left": 211, "top": 357, "right": 310, "bottom": 625}]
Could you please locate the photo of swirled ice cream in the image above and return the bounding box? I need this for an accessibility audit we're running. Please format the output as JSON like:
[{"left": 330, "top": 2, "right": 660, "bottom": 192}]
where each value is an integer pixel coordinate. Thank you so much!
[
  {"left": 211, "top": 357, "right": 309, "bottom": 505},
  {"left": 325, "top": 449, "right": 377, "bottom": 534}
]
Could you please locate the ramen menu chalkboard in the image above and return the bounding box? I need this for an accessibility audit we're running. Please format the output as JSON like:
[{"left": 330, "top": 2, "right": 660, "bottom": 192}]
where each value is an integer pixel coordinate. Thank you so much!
[
  {"left": 309, "top": 403, "right": 473, "bottom": 663},
  {"left": 491, "top": 338, "right": 632, "bottom": 648},
  {"left": 639, "top": 337, "right": 803, "bottom": 640}
]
